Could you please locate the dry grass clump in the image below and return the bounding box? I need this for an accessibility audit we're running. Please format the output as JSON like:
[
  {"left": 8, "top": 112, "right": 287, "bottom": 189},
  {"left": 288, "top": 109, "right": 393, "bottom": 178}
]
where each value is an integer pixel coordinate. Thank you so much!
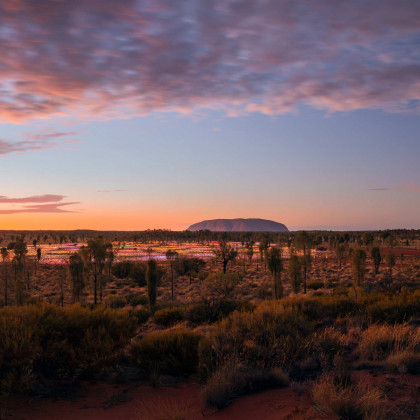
[
  {"left": 357, "top": 324, "right": 420, "bottom": 360},
  {"left": 138, "top": 398, "right": 194, "bottom": 420},
  {"left": 0, "top": 303, "right": 136, "bottom": 395},
  {"left": 130, "top": 329, "right": 202, "bottom": 376},
  {"left": 154, "top": 307, "right": 185, "bottom": 327},
  {"left": 202, "top": 362, "right": 288, "bottom": 409},
  {"left": 209, "top": 303, "right": 312, "bottom": 370},
  {"left": 385, "top": 351, "right": 420, "bottom": 374},
  {"left": 312, "top": 375, "right": 389, "bottom": 419}
]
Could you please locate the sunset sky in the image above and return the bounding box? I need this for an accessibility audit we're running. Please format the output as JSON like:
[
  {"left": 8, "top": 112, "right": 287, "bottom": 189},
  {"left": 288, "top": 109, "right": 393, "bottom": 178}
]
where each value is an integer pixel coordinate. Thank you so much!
[{"left": 0, "top": 0, "right": 419, "bottom": 231}]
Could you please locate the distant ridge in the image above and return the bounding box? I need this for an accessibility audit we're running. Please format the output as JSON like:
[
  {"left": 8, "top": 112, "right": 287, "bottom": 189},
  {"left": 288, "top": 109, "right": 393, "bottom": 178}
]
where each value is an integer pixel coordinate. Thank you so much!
[{"left": 187, "top": 218, "right": 289, "bottom": 232}]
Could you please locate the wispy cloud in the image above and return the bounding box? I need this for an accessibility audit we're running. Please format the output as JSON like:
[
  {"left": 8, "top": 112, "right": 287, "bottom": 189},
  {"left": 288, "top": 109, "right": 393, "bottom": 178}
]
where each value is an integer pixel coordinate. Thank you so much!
[
  {"left": 0, "top": 0, "right": 419, "bottom": 123},
  {"left": 367, "top": 184, "right": 420, "bottom": 192},
  {"left": 0, "top": 202, "right": 80, "bottom": 214},
  {"left": 400, "top": 183, "right": 420, "bottom": 192},
  {"left": 97, "top": 189, "right": 127, "bottom": 193},
  {"left": 0, "top": 194, "right": 80, "bottom": 214},
  {"left": 0, "top": 194, "right": 65, "bottom": 203},
  {"left": 0, "top": 131, "right": 77, "bottom": 156},
  {"left": 171, "top": 165, "right": 191, "bottom": 170}
]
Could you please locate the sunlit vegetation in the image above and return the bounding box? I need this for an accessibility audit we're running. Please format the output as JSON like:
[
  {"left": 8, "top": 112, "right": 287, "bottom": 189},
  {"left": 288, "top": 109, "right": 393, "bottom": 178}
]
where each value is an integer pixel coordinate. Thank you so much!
[{"left": 0, "top": 229, "right": 419, "bottom": 417}]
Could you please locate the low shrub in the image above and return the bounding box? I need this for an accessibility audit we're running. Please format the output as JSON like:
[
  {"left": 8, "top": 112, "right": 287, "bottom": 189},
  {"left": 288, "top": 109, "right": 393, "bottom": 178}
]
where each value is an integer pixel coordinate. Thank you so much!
[
  {"left": 130, "top": 306, "right": 150, "bottom": 324},
  {"left": 309, "top": 327, "right": 344, "bottom": 369},
  {"left": 307, "top": 281, "right": 324, "bottom": 290},
  {"left": 126, "top": 294, "right": 148, "bottom": 306},
  {"left": 312, "top": 375, "right": 388, "bottom": 419},
  {"left": 111, "top": 261, "right": 133, "bottom": 279},
  {"left": 105, "top": 295, "right": 127, "bottom": 309},
  {"left": 386, "top": 351, "right": 420, "bottom": 374},
  {"left": 185, "top": 299, "right": 255, "bottom": 326},
  {"left": 357, "top": 324, "right": 419, "bottom": 360},
  {"left": 129, "top": 262, "right": 146, "bottom": 286},
  {"left": 209, "top": 303, "right": 313, "bottom": 370},
  {"left": 0, "top": 303, "right": 137, "bottom": 394},
  {"left": 202, "top": 363, "right": 288, "bottom": 409},
  {"left": 154, "top": 307, "right": 185, "bottom": 327},
  {"left": 130, "top": 329, "right": 202, "bottom": 375}
]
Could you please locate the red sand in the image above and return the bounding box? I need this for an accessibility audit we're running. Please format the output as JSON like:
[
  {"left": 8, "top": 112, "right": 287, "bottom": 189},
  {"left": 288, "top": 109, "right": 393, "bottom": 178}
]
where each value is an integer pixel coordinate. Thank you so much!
[{"left": 3, "top": 381, "right": 320, "bottom": 420}]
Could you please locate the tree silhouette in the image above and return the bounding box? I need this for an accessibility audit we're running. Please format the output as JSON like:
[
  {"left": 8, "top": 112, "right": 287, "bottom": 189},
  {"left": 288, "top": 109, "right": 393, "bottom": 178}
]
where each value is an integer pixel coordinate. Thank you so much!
[
  {"left": 214, "top": 241, "right": 238, "bottom": 274},
  {"left": 385, "top": 252, "right": 396, "bottom": 281},
  {"left": 85, "top": 236, "right": 112, "bottom": 305},
  {"left": 351, "top": 248, "right": 366, "bottom": 288},
  {"left": 288, "top": 254, "right": 302, "bottom": 293},
  {"left": 69, "top": 252, "right": 85, "bottom": 302},
  {"left": 166, "top": 249, "right": 178, "bottom": 300},
  {"left": 258, "top": 239, "right": 269, "bottom": 271},
  {"left": 294, "top": 231, "right": 312, "bottom": 294},
  {"left": 146, "top": 259, "right": 162, "bottom": 314},
  {"left": 266, "top": 246, "right": 284, "bottom": 299},
  {"left": 13, "top": 238, "right": 27, "bottom": 305},
  {"left": 246, "top": 240, "right": 255, "bottom": 269},
  {"left": 371, "top": 247, "right": 382, "bottom": 275},
  {"left": 1, "top": 247, "right": 9, "bottom": 306}
]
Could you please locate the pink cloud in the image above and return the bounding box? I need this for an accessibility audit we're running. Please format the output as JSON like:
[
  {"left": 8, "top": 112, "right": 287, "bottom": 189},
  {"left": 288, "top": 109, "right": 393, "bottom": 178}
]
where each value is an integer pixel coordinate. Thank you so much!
[
  {"left": 0, "top": 194, "right": 65, "bottom": 203},
  {"left": 0, "top": 131, "right": 77, "bottom": 155},
  {"left": 0, "top": 202, "right": 80, "bottom": 214},
  {"left": 400, "top": 183, "right": 420, "bottom": 192},
  {"left": 171, "top": 165, "right": 191, "bottom": 170},
  {"left": 0, "top": 0, "right": 419, "bottom": 122},
  {"left": 97, "top": 189, "right": 127, "bottom": 193}
]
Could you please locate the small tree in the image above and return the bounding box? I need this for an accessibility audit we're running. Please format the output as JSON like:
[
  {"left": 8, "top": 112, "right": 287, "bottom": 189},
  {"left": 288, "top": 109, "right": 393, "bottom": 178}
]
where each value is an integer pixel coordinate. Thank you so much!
[
  {"left": 1, "top": 247, "right": 9, "bottom": 306},
  {"left": 351, "top": 248, "right": 366, "bottom": 287},
  {"left": 13, "top": 238, "right": 27, "bottom": 305},
  {"left": 385, "top": 252, "right": 396, "bottom": 281},
  {"left": 294, "top": 231, "right": 312, "bottom": 294},
  {"left": 146, "top": 259, "right": 162, "bottom": 314},
  {"left": 199, "top": 272, "right": 241, "bottom": 322},
  {"left": 370, "top": 247, "right": 382, "bottom": 275},
  {"left": 214, "top": 241, "right": 238, "bottom": 274},
  {"left": 175, "top": 257, "right": 205, "bottom": 284},
  {"left": 69, "top": 252, "right": 85, "bottom": 302},
  {"left": 246, "top": 240, "right": 255, "bottom": 268},
  {"left": 258, "top": 239, "right": 269, "bottom": 271},
  {"left": 166, "top": 249, "right": 178, "bottom": 300},
  {"left": 86, "top": 236, "right": 112, "bottom": 305},
  {"left": 335, "top": 243, "right": 346, "bottom": 269},
  {"left": 105, "top": 248, "right": 115, "bottom": 286},
  {"left": 288, "top": 254, "right": 302, "bottom": 293},
  {"left": 265, "top": 247, "right": 284, "bottom": 299}
]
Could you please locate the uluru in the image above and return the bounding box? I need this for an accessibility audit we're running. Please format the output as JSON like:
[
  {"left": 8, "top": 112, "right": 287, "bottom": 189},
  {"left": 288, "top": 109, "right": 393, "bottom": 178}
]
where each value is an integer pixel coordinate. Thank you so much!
[{"left": 187, "top": 218, "right": 289, "bottom": 232}]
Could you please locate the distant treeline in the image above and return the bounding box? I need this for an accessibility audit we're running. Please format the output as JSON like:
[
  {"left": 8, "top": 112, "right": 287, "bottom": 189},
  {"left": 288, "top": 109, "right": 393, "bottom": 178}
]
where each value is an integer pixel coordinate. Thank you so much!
[{"left": 0, "top": 228, "right": 419, "bottom": 246}]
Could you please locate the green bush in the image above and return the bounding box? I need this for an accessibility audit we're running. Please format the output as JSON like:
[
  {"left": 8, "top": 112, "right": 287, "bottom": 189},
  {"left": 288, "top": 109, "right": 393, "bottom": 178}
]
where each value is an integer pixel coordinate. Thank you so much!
[
  {"left": 357, "top": 324, "right": 419, "bottom": 360},
  {"left": 130, "top": 329, "right": 202, "bottom": 375},
  {"left": 209, "top": 303, "right": 313, "bottom": 371},
  {"left": 129, "top": 262, "right": 146, "bottom": 286},
  {"left": 202, "top": 363, "right": 288, "bottom": 409},
  {"left": 186, "top": 299, "right": 255, "bottom": 326},
  {"left": 386, "top": 351, "right": 420, "bottom": 374},
  {"left": 307, "top": 281, "right": 324, "bottom": 290},
  {"left": 130, "top": 306, "right": 150, "bottom": 324},
  {"left": 0, "top": 303, "right": 136, "bottom": 394},
  {"left": 105, "top": 295, "right": 127, "bottom": 309},
  {"left": 154, "top": 307, "right": 185, "bottom": 327},
  {"left": 126, "top": 294, "right": 148, "bottom": 306},
  {"left": 312, "top": 375, "right": 388, "bottom": 419},
  {"left": 111, "top": 261, "right": 133, "bottom": 279}
]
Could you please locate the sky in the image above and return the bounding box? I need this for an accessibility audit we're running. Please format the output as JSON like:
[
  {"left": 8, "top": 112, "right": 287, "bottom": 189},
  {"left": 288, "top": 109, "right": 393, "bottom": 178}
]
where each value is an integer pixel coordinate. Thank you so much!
[{"left": 0, "top": 0, "right": 419, "bottom": 231}]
